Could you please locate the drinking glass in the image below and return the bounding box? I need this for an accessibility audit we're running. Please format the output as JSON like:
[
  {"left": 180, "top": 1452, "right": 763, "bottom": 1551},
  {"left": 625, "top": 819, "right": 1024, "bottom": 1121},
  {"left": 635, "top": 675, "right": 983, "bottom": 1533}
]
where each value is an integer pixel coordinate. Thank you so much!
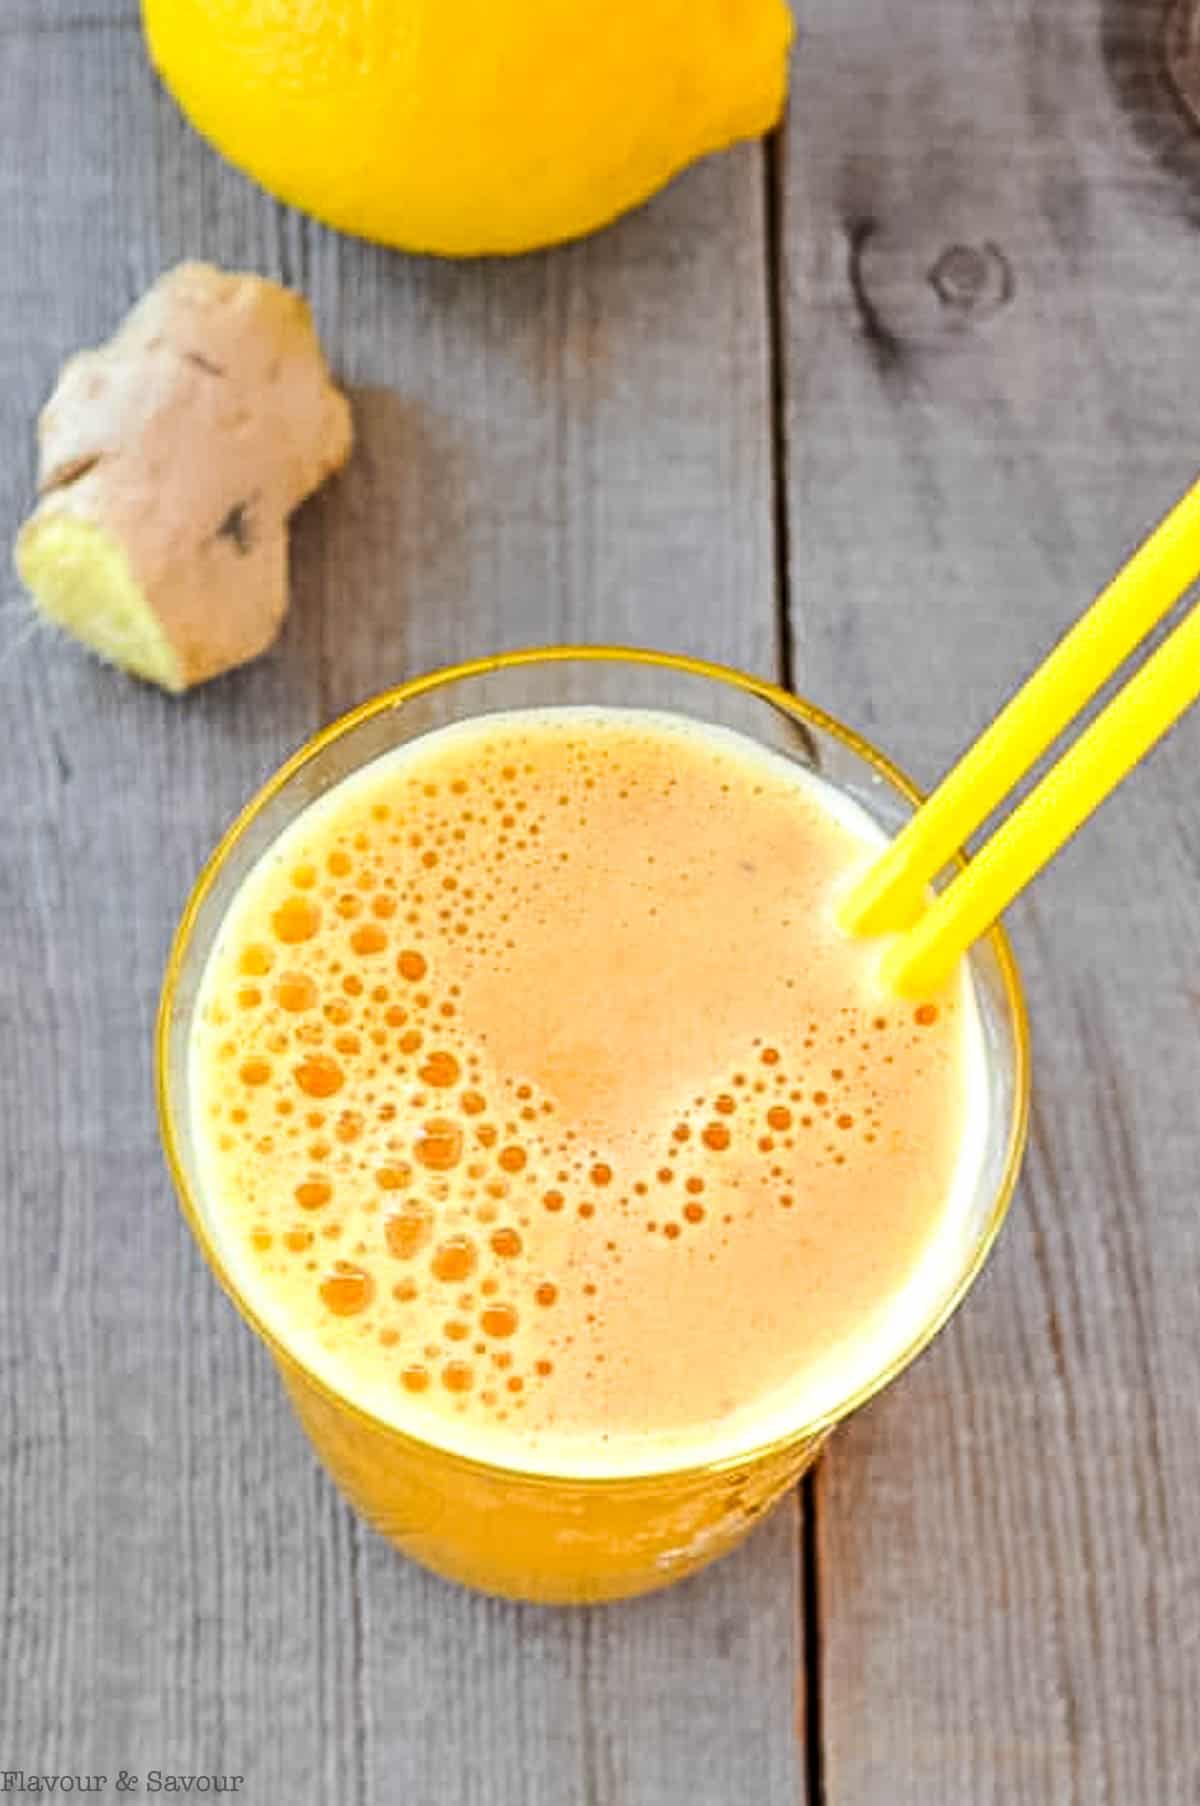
[{"left": 158, "top": 648, "right": 1029, "bottom": 1604}]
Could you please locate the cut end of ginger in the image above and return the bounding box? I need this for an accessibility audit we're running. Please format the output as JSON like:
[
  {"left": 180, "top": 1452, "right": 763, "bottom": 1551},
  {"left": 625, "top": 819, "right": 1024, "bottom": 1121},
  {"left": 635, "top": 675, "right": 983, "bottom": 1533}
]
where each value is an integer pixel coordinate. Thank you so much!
[
  {"left": 13, "top": 261, "right": 353, "bottom": 694},
  {"left": 16, "top": 516, "right": 185, "bottom": 692}
]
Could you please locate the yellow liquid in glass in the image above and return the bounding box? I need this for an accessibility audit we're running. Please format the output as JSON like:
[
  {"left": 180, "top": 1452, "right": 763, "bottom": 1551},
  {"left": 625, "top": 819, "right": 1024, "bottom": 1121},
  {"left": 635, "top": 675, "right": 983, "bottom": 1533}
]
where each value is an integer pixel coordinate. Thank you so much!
[{"left": 189, "top": 709, "right": 987, "bottom": 1477}]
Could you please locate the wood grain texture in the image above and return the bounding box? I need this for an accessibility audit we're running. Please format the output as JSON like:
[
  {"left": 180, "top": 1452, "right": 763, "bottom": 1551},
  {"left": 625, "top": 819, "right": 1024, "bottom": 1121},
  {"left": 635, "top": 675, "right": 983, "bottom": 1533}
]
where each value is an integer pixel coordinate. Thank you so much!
[
  {"left": 0, "top": 9, "right": 800, "bottom": 1806},
  {"left": 0, "top": 12, "right": 139, "bottom": 36},
  {"left": 780, "top": 2, "right": 1200, "bottom": 1800}
]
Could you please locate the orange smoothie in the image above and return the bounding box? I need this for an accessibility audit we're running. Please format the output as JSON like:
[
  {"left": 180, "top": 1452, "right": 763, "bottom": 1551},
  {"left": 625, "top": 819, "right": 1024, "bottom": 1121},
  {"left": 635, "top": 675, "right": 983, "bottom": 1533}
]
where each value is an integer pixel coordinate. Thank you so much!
[{"left": 188, "top": 709, "right": 988, "bottom": 1477}]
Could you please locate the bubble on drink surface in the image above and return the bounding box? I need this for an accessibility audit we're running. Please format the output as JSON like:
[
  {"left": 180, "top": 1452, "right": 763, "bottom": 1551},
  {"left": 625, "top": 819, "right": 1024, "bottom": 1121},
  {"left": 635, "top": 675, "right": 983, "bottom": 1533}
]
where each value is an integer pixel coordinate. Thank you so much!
[
  {"left": 384, "top": 1200, "right": 432, "bottom": 1260},
  {"left": 420, "top": 1051, "right": 460, "bottom": 1088},
  {"left": 320, "top": 1262, "right": 374, "bottom": 1316},
  {"left": 481, "top": 1302, "right": 518, "bottom": 1339},
  {"left": 351, "top": 923, "right": 389, "bottom": 957},
  {"left": 431, "top": 1235, "right": 477, "bottom": 1283},
  {"left": 295, "top": 1054, "right": 344, "bottom": 1099},
  {"left": 276, "top": 972, "right": 318, "bottom": 1012},
  {"left": 272, "top": 895, "right": 322, "bottom": 944},
  {"left": 415, "top": 1119, "right": 463, "bottom": 1171},
  {"left": 442, "top": 1360, "right": 474, "bottom": 1394}
]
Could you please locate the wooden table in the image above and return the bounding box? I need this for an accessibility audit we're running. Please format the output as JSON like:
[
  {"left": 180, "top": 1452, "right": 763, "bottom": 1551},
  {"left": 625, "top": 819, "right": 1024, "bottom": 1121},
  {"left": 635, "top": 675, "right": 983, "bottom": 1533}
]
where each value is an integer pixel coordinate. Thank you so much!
[{"left": 3, "top": 4, "right": 1199, "bottom": 1800}]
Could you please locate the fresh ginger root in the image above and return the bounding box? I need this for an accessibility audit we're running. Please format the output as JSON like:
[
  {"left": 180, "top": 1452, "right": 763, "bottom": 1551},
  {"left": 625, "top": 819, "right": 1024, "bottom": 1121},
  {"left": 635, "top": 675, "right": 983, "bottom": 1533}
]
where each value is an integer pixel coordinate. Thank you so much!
[{"left": 15, "top": 262, "right": 352, "bottom": 693}]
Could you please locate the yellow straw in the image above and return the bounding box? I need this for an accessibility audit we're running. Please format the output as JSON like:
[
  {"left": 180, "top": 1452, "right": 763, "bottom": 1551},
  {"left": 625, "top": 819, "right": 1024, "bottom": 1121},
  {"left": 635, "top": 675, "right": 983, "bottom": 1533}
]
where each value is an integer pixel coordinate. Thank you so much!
[
  {"left": 839, "top": 477, "right": 1200, "bottom": 936},
  {"left": 881, "top": 595, "right": 1200, "bottom": 995}
]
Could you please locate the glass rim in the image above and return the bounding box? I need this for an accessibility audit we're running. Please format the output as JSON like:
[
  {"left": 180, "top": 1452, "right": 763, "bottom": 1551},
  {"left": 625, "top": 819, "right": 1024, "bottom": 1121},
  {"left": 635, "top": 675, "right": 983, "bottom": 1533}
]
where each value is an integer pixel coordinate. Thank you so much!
[{"left": 156, "top": 645, "right": 1031, "bottom": 1490}]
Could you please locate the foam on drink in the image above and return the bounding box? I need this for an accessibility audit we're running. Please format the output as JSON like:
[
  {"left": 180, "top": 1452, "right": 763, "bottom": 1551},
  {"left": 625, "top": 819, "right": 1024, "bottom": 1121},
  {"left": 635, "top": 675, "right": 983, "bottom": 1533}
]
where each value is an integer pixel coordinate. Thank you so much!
[{"left": 188, "top": 709, "right": 990, "bottom": 1477}]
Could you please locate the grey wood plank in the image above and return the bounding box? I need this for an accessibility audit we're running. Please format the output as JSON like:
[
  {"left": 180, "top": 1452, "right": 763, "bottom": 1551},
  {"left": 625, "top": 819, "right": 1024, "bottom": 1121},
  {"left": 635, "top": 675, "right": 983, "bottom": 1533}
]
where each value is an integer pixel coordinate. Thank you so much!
[
  {"left": 779, "top": 2, "right": 1200, "bottom": 1801},
  {"left": 1, "top": 2, "right": 138, "bottom": 39},
  {"left": 0, "top": 17, "right": 801, "bottom": 1806}
]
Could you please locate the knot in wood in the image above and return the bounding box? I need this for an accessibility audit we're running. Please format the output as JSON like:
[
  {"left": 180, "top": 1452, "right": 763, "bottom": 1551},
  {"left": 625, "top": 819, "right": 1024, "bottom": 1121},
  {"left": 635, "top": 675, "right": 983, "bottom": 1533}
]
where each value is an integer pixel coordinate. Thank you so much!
[
  {"left": 849, "top": 218, "right": 1016, "bottom": 358},
  {"left": 927, "top": 242, "right": 1013, "bottom": 318}
]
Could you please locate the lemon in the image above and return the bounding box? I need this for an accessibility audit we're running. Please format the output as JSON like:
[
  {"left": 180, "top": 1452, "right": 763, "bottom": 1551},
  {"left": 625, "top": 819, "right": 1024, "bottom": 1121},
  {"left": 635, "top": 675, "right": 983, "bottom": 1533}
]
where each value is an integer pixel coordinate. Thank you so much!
[{"left": 142, "top": 0, "right": 793, "bottom": 256}]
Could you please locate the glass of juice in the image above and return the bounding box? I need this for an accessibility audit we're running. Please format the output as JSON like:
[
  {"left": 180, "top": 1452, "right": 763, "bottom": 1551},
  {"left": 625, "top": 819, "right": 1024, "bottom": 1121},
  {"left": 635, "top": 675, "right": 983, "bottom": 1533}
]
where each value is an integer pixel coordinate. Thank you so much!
[{"left": 157, "top": 648, "right": 1029, "bottom": 1604}]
